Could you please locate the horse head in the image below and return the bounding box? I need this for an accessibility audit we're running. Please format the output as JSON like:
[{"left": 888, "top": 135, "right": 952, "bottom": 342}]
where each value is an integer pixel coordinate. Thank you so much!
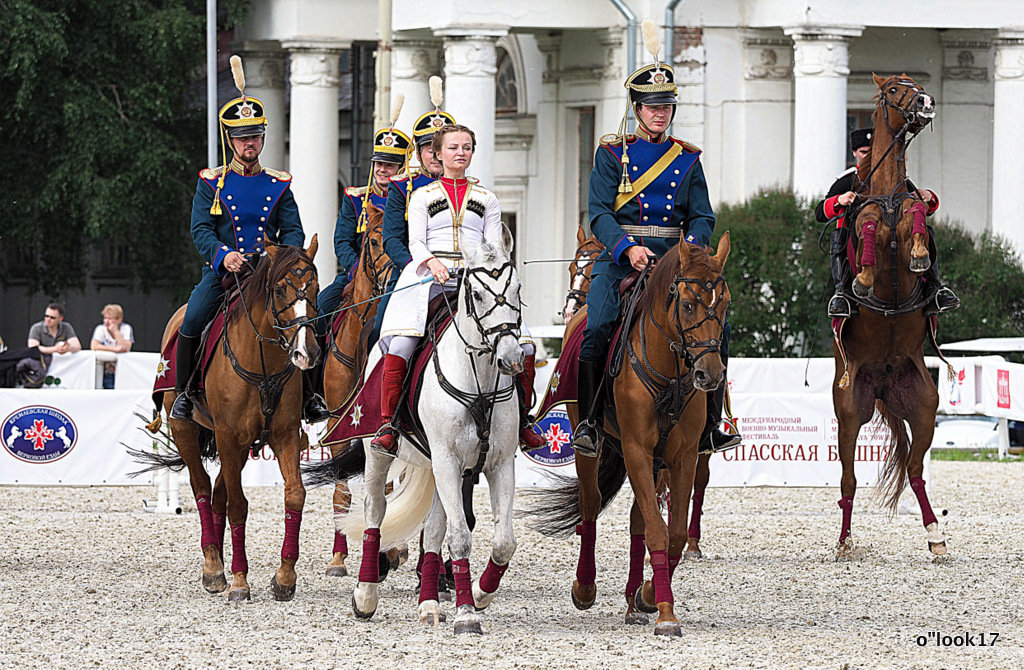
[
  {"left": 264, "top": 235, "right": 321, "bottom": 371},
  {"left": 669, "top": 232, "right": 731, "bottom": 392},
  {"left": 361, "top": 203, "right": 393, "bottom": 294},
  {"left": 460, "top": 225, "right": 524, "bottom": 377},
  {"left": 873, "top": 73, "right": 935, "bottom": 137},
  {"left": 563, "top": 226, "right": 604, "bottom": 322}
]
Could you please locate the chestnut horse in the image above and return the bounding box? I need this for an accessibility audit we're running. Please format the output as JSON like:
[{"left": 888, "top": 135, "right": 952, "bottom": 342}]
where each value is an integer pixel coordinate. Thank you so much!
[
  {"left": 834, "top": 73, "right": 948, "bottom": 558},
  {"left": 531, "top": 235, "right": 732, "bottom": 636},
  {"left": 321, "top": 203, "right": 397, "bottom": 577},
  {"left": 562, "top": 226, "right": 605, "bottom": 322},
  {"left": 143, "top": 238, "right": 321, "bottom": 601}
]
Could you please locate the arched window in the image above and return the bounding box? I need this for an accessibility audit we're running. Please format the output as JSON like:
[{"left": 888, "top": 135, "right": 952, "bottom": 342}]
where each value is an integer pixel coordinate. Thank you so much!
[{"left": 495, "top": 47, "right": 518, "bottom": 115}]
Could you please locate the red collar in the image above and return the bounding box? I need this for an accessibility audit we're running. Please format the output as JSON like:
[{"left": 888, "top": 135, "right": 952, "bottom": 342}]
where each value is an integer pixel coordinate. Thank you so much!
[{"left": 440, "top": 177, "right": 469, "bottom": 212}]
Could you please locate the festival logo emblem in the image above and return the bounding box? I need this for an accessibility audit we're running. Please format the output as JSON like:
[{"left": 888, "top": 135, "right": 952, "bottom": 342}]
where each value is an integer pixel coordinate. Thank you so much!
[
  {"left": 949, "top": 367, "right": 966, "bottom": 407},
  {"left": 2, "top": 405, "right": 78, "bottom": 463},
  {"left": 523, "top": 408, "right": 575, "bottom": 467}
]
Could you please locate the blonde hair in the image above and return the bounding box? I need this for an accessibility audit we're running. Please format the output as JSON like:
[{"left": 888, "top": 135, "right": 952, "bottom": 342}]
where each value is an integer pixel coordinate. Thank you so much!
[{"left": 102, "top": 304, "right": 124, "bottom": 320}]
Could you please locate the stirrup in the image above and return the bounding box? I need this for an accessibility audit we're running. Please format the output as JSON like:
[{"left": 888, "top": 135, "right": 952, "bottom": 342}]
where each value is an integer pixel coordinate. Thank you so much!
[
  {"left": 303, "top": 393, "right": 332, "bottom": 424},
  {"left": 699, "top": 429, "right": 742, "bottom": 455},
  {"left": 169, "top": 392, "right": 195, "bottom": 422},
  {"left": 369, "top": 424, "right": 400, "bottom": 457},
  {"left": 519, "top": 420, "right": 548, "bottom": 452},
  {"left": 827, "top": 293, "right": 855, "bottom": 319},
  {"left": 925, "top": 286, "right": 960, "bottom": 316},
  {"left": 572, "top": 420, "right": 599, "bottom": 458}
]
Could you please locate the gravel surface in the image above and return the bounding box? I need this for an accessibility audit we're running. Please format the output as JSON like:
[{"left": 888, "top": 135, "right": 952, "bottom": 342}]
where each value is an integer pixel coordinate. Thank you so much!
[{"left": 1, "top": 460, "right": 1021, "bottom": 669}]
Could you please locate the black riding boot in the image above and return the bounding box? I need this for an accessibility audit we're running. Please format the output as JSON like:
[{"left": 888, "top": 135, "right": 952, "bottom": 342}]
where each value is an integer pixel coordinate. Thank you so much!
[
  {"left": 169, "top": 332, "right": 201, "bottom": 422},
  {"left": 828, "top": 227, "right": 856, "bottom": 318},
  {"left": 921, "top": 229, "right": 960, "bottom": 316},
  {"left": 302, "top": 363, "right": 331, "bottom": 424},
  {"left": 572, "top": 358, "right": 605, "bottom": 458}
]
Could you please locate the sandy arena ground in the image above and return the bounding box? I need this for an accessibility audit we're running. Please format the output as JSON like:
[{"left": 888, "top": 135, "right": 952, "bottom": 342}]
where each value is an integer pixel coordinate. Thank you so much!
[{"left": 1, "top": 459, "right": 1021, "bottom": 669}]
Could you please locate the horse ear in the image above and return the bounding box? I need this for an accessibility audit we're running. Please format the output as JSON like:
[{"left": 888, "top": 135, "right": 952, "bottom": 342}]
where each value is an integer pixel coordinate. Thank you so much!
[
  {"left": 873, "top": 72, "right": 885, "bottom": 88},
  {"left": 306, "top": 233, "right": 319, "bottom": 262},
  {"left": 713, "top": 231, "right": 731, "bottom": 267},
  {"left": 500, "top": 224, "right": 514, "bottom": 257},
  {"left": 576, "top": 225, "right": 587, "bottom": 245},
  {"left": 266, "top": 243, "right": 280, "bottom": 260}
]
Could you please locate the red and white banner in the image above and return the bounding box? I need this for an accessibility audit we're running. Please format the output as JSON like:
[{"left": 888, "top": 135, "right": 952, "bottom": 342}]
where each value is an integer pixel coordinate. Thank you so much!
[{"left": 938, "top": 356, "right": 1024, "bottom": 419}]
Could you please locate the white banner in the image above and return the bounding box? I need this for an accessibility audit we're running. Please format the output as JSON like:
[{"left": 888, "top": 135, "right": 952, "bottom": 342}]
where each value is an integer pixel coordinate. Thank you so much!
[{"left": 42, "top": 351, "right": 163, "bottom": 390}]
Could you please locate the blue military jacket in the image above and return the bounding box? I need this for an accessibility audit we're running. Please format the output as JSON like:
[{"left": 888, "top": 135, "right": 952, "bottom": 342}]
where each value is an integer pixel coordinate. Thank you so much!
[
  {"left": 382, "top": 170, "right": 436, "bottom": 268},
  {"left": 191, "top": 159, "right": 305, "bottom": 275},
  {"left": 589, "top": 135, "right": 715, "bottom": 275},
  {"left": 336, "top": 184, "right": 388, "bottom": 280}
]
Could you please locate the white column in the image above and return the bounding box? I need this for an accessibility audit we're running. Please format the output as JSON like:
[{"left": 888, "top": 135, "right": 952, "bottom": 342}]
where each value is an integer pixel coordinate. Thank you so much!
[
  {"left": 283, "top": 41, "right": 345, "bottom": 286},
  {"left": 992, "top": 29, "right": 1024, "bottom": 255},
  {"left": 784, "top": 26, "right": 863, "bottom": 199},
  {"left": 236, "top": 42, "right": 287, "bottom": 169},
  {"left": 391, "top": 39, "right": 442, "bottom": 135},
  {"left": 437, "top": 27, "right": 508, "bottom": 189}
]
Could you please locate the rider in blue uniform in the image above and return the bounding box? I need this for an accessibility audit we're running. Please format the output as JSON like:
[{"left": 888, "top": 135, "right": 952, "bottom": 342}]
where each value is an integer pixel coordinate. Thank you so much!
[
  {"left": 170, "top": 69, "right": 327, "bottom": 423},
  {"left": 316, "top": 125, "right": 412, "bottom": 339},
  {"left": 572, "top": 50, "right": 741, "bottom": 457}
]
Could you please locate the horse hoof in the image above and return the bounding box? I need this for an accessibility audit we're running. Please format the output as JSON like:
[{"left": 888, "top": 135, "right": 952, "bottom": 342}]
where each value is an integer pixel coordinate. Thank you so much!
[
  {"left": 624, "top": 612, "right": 649, "bottom": 625},
  {"left": 454, "top": 620, "right": 483, "bottom": 635},
  {"left": 418, "top": 601, "right": 447, "bottom": 625},
  {"left": 227, "top": 587, "right": 250, "bottom": 602},
  {"left": 571, "top": 580, "right": 596, "bottom": 610},
  {"left": 271, "top": 575, "right": 296, "bottom": 602},
  {"left": 910, "top": 257, "right": 930, "bottom": 273},
  {"left": 684, "top": 548, "right": 703, "bottom": 560},
  {"left": 633, "top": 583, "right": 658, "bottom": 614},
  {"left": 203, "top": 572, "right": 228, "bottom": 593},
  {"left": 654, "top": 622, "right": 683, "bottom": 637},
  {"left": 473, "top": 581, "right": 497, "bottom": 611},
  {"left": 351, "top": 593, "right": 375, "bottom": 620},
  {"left": 398, "top": 547, "right": 410, "bottom": 566},
  {"left": 929, "top": 541, "right": 947, "bottom": 556},
  {"left": 852, "top": 281, "right": 873, "bottom": 299},
  {"left": 325, "top": 565, "right": 348, "bottom": 578},
  {"left": 835, "top": 537, "right": 855, "bottom": 561}
]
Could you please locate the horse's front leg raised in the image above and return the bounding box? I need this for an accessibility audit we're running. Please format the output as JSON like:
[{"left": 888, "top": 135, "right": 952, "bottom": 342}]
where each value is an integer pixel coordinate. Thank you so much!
[
  {"left": 352, "top": 446, "right": 392, "bottom": 619},
  {"left": 853, "top": 207, "right": 881, "bottom": 299},
  {"left": 908, "top": 201, "right": 931, "bottom": 273},
  {"left": 473, "top": 447, "right": 518, "bottom": 611},
  {"left": 270, "top": 425, "right": 307, "bottom": 602}
]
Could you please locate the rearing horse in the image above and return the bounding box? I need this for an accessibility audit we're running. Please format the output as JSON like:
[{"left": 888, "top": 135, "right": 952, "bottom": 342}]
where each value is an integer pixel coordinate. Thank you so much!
[
  {"left": 143, "top": 238, "right": 321, "bottom": 601},
  {"left": 531, "top": 235, "right": 732, "bottom": 637},
  {"left": 833, "top": 73, "right": 949, "bottom": 558}
]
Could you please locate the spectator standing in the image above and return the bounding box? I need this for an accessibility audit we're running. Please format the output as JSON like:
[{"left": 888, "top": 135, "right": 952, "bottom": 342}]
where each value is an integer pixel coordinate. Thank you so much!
[
  {"left": 27, "top": 302, "right": 82, "bottom": 366},
  {"left": 90, "top": 303, "right": 134, "bottom": 388}
]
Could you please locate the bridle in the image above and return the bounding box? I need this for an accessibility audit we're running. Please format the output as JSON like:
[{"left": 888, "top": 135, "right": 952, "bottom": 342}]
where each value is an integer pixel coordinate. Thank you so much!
[
  {"left": 458, "top": 259, "right": 522, "bottom": 364},
  {"left": 563, "top": 245, "right": 602, "bottom": 317},
  {"left": 329, "top": 221, "right": 394, "bottom": 368}
]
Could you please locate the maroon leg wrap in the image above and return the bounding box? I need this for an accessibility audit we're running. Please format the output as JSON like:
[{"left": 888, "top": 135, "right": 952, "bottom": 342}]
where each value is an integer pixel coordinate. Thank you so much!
[
  {"left": 230, "top": 523, "right": 248, "bottom": 575},
  {"left": 478, "top": 558, "right": 508, "bottom": 595},
  {"left": 668, "top": 552, "right": 682, "bottom": 580},
  {"left": 575, "top": 520, "right": 597, "bottom": 586},
  {"left": 649, "top": 549, "right": 673, "bottom": 604},
  {"left": 332, "top": 531, "right": 348, "bottom": 556},
  {"left": 450, "top": 558, "right": 474, "bottom": 608},
  {"left": 910, "top": 202, "right": 928, "bottom": 237},
  {"left": 282, "top": 509, "right": 302, "bottom": 562},
  {"left": 213, "top": 512, "right": 226, "bottom": 557},
  {"left": 688, "top": 491, "right": 705, "bottom": 541},
  {"left": 909, "top": 477, "right": 938, "bottom": 528},
  {"left": 624, "top": 533, "right": 646, "bottom": 599},
  {"left": 838, "top": 496, "right": 854, "bottom": 544},
  {"left": 358, "top": 528, "right": 382, "bottom": 583},
  {"left": 196, "top": 496, "right": 216, "bottom": 549},
  {"left": 861, "top": 221, "right": 878, "bottom": 267},
  {"left": 419, "top": 552, "right": 441, "bottom": 603}
]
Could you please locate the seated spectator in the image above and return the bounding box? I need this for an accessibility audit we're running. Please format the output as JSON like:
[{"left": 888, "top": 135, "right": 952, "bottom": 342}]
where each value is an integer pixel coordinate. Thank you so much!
[
  {"left": 90, "top": 303, "right": 134, "bottom": 389},
  {"left": 27, "top": 302, "right": 82, "bottom": 367}
]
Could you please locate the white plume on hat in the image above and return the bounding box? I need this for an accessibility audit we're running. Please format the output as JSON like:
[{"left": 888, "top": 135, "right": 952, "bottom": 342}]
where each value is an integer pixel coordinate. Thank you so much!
[
  {"left": 642, "top": 19, "right": 661, "bottom": 64},
  {"left": 429, "top": 76, "right": 443, "bottom": 110},
  {"left": 390, "top": 93, "right": 405, "bottom": 128},
  {"left": 230, "top": 55, "right": 246, "bottom": 97}
]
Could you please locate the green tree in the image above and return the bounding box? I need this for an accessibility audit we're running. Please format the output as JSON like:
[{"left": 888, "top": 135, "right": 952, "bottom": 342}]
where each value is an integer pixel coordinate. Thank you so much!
[{"left": 0, "top": 0, "right": 249, "bottom": 297}]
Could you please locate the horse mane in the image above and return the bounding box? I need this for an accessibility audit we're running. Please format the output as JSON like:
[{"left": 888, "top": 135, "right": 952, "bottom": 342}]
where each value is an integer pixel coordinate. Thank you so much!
[
  {"left": 227, "top": 245, "right": 311, "bottom": 326},
  {"left": 637, "top": 243, "right": 721, "bottom": 317}
]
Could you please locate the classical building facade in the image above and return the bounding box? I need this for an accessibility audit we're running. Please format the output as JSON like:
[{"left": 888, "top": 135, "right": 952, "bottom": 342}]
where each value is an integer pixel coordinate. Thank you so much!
[{"left": 232, "top": 0, "right": 1022, "bottom": 329}]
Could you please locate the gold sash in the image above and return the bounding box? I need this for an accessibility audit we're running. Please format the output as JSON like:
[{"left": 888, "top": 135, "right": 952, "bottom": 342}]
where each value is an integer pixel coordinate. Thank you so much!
[{"left": 613, "top": 143, "right": 683, "bottom": 212}]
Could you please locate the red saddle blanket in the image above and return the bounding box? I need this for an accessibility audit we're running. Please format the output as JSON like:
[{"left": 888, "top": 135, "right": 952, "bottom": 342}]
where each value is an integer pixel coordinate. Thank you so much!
[
  {"left": 320, "top": 317, "right": 452, "bottom": 448},
  {"left": 151, "top": 306, "right": 231, "bottom": 405}
]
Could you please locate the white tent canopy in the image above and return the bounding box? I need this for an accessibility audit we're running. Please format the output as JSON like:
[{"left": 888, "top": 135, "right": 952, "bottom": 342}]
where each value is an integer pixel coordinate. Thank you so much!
[{"left": 941, "top": 338, "right": 1024, "bottom": 353}]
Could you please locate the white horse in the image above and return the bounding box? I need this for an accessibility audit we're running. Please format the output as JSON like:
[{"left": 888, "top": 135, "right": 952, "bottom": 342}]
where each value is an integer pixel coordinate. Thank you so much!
[{"left": 347, "top": 227, "right": 523, "bottom": 634}]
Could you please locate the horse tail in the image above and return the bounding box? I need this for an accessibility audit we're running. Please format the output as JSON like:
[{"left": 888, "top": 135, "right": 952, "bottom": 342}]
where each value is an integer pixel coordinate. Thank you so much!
[
  {"left": 875, "top": 400, "right": 911, "bottom": 513},
  {"left": 302, "top": 439, "right": 366, "bottom": 488},
  {"left": 337, "top": 461, "right": 436, "bottom": 551},
  {"left": 126, "top": 411, "right": 217, "bottom": 475},
  {"left": 522, "top": 444, "right": 628, "bottom": 538}
]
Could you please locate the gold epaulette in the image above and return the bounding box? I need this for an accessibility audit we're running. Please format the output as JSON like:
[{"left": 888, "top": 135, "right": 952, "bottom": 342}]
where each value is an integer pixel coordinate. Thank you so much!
[
  {"left": 599, "top": 133, "right": 636, "bottom": 147},
  {"left": 391, "top": 169, "right": 410, "bottom": 182},
  {"left": 200, "top": 166, "right": 227, "bottom": 180},
  {"left": 670, "top": 137, "right": 701, "bottom": 153},
  {"left": 263, "top": 167, "right": 292, "bottom": 181},
  {"left": 344, "top": 185, "right": 368, "bottom": 197}
]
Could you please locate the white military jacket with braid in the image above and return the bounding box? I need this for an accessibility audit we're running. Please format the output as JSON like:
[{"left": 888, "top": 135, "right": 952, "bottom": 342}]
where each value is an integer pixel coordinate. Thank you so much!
[{"left": 380, "top": 178, "right": 502, "bottom": 338}]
